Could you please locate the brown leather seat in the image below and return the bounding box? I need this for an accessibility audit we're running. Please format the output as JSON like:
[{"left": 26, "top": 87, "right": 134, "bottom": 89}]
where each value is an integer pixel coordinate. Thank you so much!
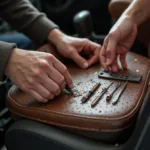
[{"left": 7, "top": 51, "right": 150, "bottom": 143}]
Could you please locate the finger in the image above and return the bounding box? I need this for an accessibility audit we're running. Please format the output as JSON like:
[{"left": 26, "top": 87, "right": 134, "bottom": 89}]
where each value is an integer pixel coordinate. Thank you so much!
[
  {"left": 120, "top": 54, "right": 127, "bottom": 69},
  {"left": 33, "top": 83, "right": 54, "bottom": 100},
  {"left": 110, "top": 55, "right": 119, "bottom": 72},
  {"left": 27, "top": 89, "right": 48, "bottom": 103},
  {"left": 99, "top": 44, "right": 109, "bottom": 72},
  {"left": 106, "top": 35, "right": 117, "bottom": 65},
  {"left": 81, "top": 39, "right": 101, "bottom": 52},
  {"left": 52, "top": 59, "right": 73, "bottom": 88},
  {"left": 87, "top": 44, "right": 101, "bottom": 66},
  {"left": 39, "top": 74, "right": 62, "bottom": 96},
  {"left": 87, "top": 55, "right": 99, "bottom": 66},
  {"left": 71, "top": 51, "right": 89, "bottom": 69},
  {"left": 46, "top": 66, "right": 66, "bottom": 91},
  {"left": 38, "top": 58, "right": 65, "bottom": 93}
]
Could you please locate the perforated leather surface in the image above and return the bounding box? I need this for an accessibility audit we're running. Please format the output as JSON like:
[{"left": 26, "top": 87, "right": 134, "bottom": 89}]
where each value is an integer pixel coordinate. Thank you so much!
[{"left": 7, "top": 52, "right": 150, "bottom": 132}]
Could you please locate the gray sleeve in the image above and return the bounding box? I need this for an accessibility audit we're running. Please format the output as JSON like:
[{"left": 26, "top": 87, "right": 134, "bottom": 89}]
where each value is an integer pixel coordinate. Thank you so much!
[
  {"left": 0, "top": 0, "right": 59, "bottom": 45},
  {"left": 0, "top": 42, "right": 16, "bottom": 81}
]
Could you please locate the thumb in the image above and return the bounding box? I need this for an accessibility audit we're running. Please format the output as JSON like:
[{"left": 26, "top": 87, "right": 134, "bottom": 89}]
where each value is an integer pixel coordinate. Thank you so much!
[{"left": 71, "top": 52, "right": 88, "bottom": 69}]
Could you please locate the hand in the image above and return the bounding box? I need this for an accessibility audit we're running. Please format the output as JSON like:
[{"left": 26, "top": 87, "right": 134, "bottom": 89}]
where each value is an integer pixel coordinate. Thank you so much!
[
  {"left": 100, "top": 16, "right": 137, "bottom": 72},
  {"left": 39, "top": 43, "right": 65, "bottom": 62},
  {"left": 5, "top": 48, "right": 73, "bottom": 102},
  {"left": 48, "top": 29, "right": 101, "bottom": 69}
]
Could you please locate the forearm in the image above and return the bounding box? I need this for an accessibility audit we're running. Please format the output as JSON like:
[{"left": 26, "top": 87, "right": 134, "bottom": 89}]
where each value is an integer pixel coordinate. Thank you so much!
[
  {"left": 123, "top": 0, "right": 150, "bottom": 26},
  {"left": 0, "top": 0, "right": 58, "bottom": 45}
]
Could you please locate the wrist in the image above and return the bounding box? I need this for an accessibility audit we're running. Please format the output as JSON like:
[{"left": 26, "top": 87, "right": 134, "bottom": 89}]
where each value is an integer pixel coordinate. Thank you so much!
[
  {"left": 124, "top": 8, "right": 143, "bottom": 26},
  {"left": 48, "top": 29, "right": 64, "bottom": 46},
  {"left": 4, "top": 48, "right": 19, "bottom": 77}
]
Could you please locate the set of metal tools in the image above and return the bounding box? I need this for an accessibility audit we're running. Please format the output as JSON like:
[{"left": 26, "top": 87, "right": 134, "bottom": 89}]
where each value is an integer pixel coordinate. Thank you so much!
[
  {"left": 81, "top": 81, "right": 128, "bottom": 107},
  {"left": 64, "top": 81, "right": 128, "bottom": 107},
  {"left": 62, "top": 70, "right": 143, "bottom": 108}
]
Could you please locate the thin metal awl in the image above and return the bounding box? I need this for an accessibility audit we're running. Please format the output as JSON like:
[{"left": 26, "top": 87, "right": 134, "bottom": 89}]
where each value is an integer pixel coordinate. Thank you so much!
[
  {"left": 81, "top": 82, "right": 100, "bottom": 103},
  {"left": 91, "top": 81, "right": 114, "bottom": 107},
  {"left": 106, "top": 82, "right": 121, "bottom": 102},
  {"left": 112, "top": 81, "right": 128, "bottom": 105},
  {"left": 64, "top": 85, "right": 74, "bottom": 95}
]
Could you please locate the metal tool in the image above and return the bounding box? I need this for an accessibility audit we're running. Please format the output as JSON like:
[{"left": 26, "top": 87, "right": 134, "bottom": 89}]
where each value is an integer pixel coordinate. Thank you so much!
[
  {"left": 106, "top": 82, "right": 121, "bottom": 102},
  {"left": 81, "top": 82, "right": 100, "bottom": 103},
  {"left": 91, "top": 81, "right": 114, "bottom": 107},
  {"left": 98, "top": 71, "right": 142, "bottom": 83},
  {"left": 64, "top": 85, "right": 74, "bottom": 95},
  {"left": 112, "top": 81, "right": 128, "bottom": 105}
]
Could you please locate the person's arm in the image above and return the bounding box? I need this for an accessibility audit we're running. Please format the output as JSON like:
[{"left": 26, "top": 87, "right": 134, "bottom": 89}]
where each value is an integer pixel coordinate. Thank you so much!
[
  {"left": 0, "top": 0, "right": 58, "bottom": 45},
  {"left": 0, "top": 0, "right": 59, "bottom": 81},
  {"left": 100, "top": 0, "right": 150, "bottom": 72},
  {"left": 123, "top": 0, "right": 150, "bottom": 26}
]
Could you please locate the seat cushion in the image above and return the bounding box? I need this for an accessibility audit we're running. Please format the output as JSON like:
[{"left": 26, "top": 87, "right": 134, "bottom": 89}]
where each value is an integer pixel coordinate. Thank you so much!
[{"left": 7, "top": 52, "right": 150, "bottom": 142}]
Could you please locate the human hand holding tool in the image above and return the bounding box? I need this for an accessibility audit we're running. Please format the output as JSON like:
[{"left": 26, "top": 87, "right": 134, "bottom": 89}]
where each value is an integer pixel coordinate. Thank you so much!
[{"left": 5, "top": 48, "right": 73, "bottom": 102}]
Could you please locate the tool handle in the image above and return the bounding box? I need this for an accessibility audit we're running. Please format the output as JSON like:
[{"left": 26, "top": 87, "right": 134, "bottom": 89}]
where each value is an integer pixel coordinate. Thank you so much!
[
  {"left": 112, "top": 81, "right": 128, "bottom": 105},
  {"left": 81, "top": 83, "right": 100, "bottom": 103},
  {"left": 91, "top": 88, "right": 106, "bottom": 107}
]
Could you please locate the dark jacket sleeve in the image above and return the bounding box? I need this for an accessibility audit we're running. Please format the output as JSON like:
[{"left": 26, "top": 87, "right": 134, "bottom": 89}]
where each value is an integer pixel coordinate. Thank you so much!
[
  {"left": 0, "top": 42, "right": 16, "bottom": 80},
  {"left": 0, "top": 0, "right": 59, "bottom": 44},
  {"left": 0, "top": 0, "right": 59, "bottom": 81}
]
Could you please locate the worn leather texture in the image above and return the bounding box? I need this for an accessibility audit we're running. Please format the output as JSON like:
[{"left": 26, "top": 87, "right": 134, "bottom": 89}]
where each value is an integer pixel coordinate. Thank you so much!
[{"left": 7, "top": 52, "right": 150, "bottom": 137}]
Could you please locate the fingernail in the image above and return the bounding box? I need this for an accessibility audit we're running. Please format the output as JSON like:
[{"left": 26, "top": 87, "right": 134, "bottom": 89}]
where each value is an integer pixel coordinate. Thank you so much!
[{"left": 82, "top": 62, "right": 88, "bottom": 68}]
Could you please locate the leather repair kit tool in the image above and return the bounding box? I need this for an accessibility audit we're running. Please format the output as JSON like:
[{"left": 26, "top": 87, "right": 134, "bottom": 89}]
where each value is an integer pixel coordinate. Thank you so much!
[
  {"left": 91, "top": 81, "right": 114, "bottom": 107},
  {"left": 64, "top": 85, "right": 74, "bottom": 95},
  {"left": 106, "top": 82, "right": 121, "bottom": 102},
  {"left": 98, "top": 71, "right": 142, "bottom": 83},
  {"left": 112, "top": 81, "right": 128, "bottom": 105},
  {"left": 81, "top": 82, "right": 101, "bottom": 103},
  {"left": 64, "top": 85, "right": 81, "bottom": 97}
]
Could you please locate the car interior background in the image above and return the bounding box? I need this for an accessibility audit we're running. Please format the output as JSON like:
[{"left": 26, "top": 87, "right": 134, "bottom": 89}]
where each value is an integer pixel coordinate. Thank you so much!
[
  {"left": 0, "top": 0, "right": 111, "bottom": 149},
  {"left": 0, "top": 0, "right": 150, "bottom": 150}
]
